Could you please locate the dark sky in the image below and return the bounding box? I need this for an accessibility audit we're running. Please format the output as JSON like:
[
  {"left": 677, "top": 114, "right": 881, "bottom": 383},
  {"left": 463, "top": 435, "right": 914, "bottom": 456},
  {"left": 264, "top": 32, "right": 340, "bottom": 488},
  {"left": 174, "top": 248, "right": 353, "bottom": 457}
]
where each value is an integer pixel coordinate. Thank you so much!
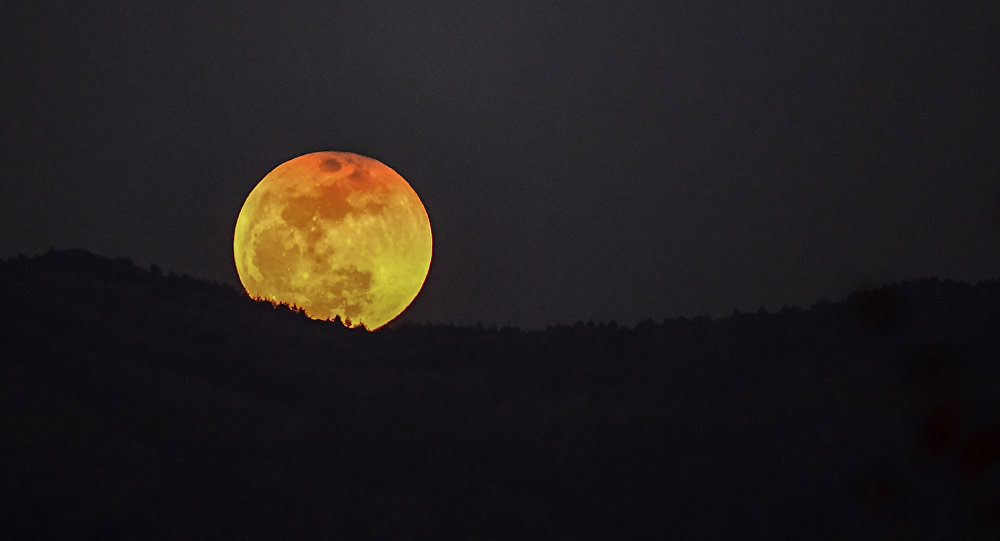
[{"left": 2, "top": 2, "right": 998, "bottom": 328}]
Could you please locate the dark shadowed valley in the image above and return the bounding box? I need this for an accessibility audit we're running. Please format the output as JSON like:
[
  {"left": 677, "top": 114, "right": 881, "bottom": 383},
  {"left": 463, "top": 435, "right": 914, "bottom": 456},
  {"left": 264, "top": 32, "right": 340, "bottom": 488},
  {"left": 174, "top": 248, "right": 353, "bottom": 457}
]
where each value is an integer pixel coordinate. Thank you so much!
[{"left": 1, "top": 250, "right": 999, "bottom": 539}]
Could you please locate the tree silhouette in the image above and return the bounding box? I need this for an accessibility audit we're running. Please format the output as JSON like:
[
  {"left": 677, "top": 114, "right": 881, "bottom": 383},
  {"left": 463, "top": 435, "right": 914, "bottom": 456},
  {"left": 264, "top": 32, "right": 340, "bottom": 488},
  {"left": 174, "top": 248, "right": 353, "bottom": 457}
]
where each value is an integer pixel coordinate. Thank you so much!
[{"left": 0, "top": 250, "right": 998, "bottom": 538}]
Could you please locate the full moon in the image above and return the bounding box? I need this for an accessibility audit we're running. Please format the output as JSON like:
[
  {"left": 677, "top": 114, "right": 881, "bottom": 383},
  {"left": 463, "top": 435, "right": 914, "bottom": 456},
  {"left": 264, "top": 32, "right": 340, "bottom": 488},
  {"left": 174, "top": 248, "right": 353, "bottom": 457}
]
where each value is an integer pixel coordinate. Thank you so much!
[{"left": 233, "top": 151, "right": 432, "bottom": 330}]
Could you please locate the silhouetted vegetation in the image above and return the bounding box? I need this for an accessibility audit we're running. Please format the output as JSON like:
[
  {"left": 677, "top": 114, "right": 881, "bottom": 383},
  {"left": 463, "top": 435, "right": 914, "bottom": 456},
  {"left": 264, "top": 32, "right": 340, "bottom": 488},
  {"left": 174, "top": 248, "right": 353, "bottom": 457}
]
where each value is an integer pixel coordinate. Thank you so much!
[{"left": 1, "top": 250, "right": 998, "bottom": 538}]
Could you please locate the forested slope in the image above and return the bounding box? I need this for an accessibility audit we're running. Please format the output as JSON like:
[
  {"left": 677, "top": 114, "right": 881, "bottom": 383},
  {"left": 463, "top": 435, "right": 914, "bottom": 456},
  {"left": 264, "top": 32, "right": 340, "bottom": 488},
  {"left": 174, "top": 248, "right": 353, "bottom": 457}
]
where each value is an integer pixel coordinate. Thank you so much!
[{"left": 2, "top": 250, "right": 998, "bottom": 539}]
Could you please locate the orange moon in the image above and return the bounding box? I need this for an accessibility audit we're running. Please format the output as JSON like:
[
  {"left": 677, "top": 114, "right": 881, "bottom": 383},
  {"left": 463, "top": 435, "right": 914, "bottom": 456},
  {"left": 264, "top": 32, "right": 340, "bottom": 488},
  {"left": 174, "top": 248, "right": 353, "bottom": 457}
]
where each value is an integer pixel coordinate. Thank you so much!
[{"left": 233, "top": 152, "right": 432, "bottom": 329}]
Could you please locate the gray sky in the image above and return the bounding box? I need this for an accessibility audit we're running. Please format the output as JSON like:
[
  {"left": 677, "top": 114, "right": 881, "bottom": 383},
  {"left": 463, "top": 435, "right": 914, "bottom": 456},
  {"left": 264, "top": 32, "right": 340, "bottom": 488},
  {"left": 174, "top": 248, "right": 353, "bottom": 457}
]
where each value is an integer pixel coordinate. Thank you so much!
[{"left": 2, "top": 1, "right": 998, "bottom": 328}]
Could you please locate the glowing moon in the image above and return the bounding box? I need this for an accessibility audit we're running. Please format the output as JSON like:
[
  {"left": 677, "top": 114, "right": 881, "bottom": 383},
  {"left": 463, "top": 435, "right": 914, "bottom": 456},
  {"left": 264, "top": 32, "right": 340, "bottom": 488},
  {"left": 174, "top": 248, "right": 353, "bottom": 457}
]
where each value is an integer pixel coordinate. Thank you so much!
[{"left": 233, "top": 152, "right": 432, "bottom": 329}]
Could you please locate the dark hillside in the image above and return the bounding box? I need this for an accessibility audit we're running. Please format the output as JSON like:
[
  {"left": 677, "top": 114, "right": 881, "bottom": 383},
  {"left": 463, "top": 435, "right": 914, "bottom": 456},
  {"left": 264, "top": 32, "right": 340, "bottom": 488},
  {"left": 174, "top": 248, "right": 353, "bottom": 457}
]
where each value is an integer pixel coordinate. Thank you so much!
[{"left": 2, "top": 251, "right": 999, "bottom": 539}]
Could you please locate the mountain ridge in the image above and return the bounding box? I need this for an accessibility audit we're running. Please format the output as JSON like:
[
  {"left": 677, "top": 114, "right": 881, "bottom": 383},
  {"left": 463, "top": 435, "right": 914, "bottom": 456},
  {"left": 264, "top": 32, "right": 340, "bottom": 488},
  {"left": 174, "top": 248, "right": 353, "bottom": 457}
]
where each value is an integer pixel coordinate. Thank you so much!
[{"left": 1, "top": 249, "right": 998, "bottom": 538}]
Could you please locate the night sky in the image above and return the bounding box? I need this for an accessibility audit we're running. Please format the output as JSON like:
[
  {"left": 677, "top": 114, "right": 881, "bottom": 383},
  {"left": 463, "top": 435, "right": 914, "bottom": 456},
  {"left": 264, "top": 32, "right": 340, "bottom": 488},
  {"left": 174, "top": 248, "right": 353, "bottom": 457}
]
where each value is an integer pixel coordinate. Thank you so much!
[{"left": 2, "top": 2, "right": 998, "bottom": 328}]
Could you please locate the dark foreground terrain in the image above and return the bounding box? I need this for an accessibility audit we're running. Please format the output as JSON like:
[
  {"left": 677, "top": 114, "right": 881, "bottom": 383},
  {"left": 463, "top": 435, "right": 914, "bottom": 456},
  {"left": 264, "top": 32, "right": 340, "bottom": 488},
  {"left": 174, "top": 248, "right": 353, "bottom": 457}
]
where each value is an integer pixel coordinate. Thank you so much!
[{"left": 2, "top": 250, "right": 999, "bottom": 539}]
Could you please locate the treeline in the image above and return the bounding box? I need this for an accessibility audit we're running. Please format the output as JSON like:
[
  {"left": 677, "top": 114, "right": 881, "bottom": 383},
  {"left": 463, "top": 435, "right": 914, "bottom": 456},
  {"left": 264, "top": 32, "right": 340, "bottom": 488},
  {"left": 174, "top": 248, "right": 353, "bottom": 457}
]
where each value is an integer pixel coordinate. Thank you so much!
[{"left": 1, "top": 250, "right": 998, "bottom": 539}]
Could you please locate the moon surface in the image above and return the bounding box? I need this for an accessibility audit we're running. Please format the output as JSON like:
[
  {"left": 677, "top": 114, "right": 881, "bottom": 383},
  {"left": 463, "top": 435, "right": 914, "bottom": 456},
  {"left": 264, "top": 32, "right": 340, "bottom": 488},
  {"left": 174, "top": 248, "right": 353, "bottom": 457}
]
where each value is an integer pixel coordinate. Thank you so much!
[{"left": 233, "top": 152, "right": 432, "bottom": 329}]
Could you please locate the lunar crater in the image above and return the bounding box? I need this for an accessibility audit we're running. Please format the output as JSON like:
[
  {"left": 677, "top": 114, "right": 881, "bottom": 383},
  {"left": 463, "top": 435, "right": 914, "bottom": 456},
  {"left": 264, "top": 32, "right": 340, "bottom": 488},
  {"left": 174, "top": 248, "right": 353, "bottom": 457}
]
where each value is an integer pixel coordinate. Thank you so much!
[
  {"left": 319, "top": 158, "right": 342, "bottom": 172},
  {"left": 347, "top": 167, "right": 370, "bottom": 183}
]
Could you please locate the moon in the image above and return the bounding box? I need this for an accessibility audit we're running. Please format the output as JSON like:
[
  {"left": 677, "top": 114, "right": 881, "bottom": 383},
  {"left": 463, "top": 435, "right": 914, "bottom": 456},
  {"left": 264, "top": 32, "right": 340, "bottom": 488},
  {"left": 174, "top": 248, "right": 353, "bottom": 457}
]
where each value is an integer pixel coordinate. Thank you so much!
[{"left": 233, "top": 151, "right": 432, "bottom": 330}]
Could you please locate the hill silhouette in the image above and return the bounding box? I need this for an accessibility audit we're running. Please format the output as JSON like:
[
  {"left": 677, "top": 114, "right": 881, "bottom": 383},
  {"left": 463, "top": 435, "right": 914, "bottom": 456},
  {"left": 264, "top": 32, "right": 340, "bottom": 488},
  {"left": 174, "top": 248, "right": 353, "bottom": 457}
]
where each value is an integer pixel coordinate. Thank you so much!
[{"left": 2, "top": 250, "right": 999, "bottom": 539}]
